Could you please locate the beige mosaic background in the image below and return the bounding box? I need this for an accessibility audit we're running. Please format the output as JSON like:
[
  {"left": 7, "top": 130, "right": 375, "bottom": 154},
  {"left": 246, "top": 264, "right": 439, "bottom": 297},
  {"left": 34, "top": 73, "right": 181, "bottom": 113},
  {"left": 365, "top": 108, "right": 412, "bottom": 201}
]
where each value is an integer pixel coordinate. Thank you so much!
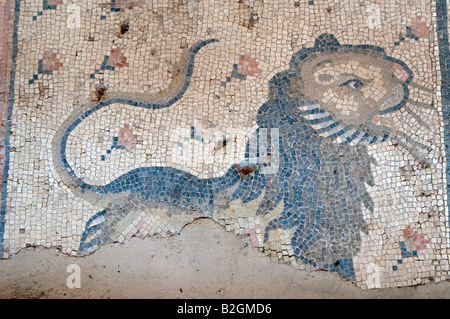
[{"left": 3, "top": 0, "right": 449, "bottom": 288}]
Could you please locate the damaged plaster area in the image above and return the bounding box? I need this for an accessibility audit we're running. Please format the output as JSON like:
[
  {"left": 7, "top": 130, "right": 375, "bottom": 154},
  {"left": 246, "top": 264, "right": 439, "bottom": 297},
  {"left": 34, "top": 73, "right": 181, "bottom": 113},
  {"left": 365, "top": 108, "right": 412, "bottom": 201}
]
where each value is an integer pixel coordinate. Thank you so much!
[
  {"left": 0, "top": 218, "right": 449, "bottom": 298},
  {"left": 0, "top": 0, "right": 449, "bottom": 297}
]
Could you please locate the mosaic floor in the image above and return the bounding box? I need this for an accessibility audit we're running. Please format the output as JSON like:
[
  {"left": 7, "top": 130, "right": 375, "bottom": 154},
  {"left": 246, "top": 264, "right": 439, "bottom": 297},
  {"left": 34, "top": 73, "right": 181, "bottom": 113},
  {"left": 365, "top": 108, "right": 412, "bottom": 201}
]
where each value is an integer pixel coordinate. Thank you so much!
[{"left": 1, "top": 0, "right": 449, "bottom": 289}]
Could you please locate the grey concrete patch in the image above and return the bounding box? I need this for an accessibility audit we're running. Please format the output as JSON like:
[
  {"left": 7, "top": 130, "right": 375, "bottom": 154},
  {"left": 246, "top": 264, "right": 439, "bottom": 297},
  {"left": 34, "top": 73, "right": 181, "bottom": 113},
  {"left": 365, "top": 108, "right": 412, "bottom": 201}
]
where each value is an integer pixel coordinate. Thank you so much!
[{"left": 0, "top": 218, "right": 448, "bottom": 299}]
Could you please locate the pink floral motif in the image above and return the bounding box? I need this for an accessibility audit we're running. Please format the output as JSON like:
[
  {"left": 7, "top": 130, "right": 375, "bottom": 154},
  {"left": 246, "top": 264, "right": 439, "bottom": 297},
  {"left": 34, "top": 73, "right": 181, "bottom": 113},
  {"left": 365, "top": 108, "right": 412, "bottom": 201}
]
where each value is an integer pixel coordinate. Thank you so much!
[
  {"left": 237, "top": 54, "right": 262, "bottom": 76},
  {"left": 411, "top": 17, "right": 430, "bottom": 38},
  {"left": 118, "top": 124, "right": 142, "bottom": 148},
  {"left": 107, "top": 47, "right": 129, "bottom": 68},
  {"left": 47, "top": 0, "right": 63, "bottom": 6},
  {"left": 403, "top": 225, "right": 430, "bottom": 251},
  {"left": 42, "top": 50, "right": 63, "bottom": 72},
  {"left": 117, "top": 0, "right": 140, "bottom": 10}
]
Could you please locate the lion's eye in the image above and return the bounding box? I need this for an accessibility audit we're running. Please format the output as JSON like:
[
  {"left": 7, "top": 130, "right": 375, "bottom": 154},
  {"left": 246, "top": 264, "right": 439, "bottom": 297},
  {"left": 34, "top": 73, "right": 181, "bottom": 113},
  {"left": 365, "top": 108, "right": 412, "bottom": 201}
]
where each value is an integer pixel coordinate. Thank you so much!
[{"left": 339, "top": 78, "right": 364, "bottom": 89}]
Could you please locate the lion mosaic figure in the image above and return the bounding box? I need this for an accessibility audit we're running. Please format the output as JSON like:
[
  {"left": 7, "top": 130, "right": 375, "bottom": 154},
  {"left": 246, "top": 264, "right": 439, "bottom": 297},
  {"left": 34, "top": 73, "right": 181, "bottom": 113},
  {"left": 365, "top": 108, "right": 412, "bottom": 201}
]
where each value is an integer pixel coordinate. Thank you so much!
[{"left": 53, "top": 34, "right": 419, "bottom": 278}]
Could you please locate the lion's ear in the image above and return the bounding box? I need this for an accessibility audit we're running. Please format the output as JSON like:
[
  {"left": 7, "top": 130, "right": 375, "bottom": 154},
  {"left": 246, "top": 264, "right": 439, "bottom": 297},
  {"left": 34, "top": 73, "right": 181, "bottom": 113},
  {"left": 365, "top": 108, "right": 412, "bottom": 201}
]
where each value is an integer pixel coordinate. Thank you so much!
[{"left": 314, "top": 33, "right": 341, "bottom": 50}]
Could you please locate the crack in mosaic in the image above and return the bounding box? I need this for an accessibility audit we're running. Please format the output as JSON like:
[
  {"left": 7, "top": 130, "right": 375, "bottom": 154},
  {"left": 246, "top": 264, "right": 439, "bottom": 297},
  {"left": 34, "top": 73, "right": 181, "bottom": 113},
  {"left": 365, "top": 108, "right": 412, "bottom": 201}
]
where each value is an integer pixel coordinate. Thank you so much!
[{"left": 1, "top": 0, "right": 448, "bottom": 289}]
